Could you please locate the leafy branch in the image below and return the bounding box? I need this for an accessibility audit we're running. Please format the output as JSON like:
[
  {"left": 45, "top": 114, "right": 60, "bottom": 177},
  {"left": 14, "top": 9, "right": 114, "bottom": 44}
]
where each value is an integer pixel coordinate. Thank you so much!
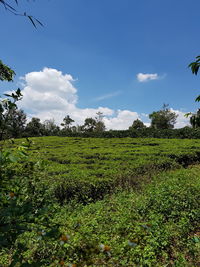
[
  {"left": 188, "top": 55, "right": 200, "bottom": 102},
  {"left": 0, "top": 88, "right": 23, "bottom": 142},
  {"left": 0, "top": 0, "right": 43, "bottom": 28}
]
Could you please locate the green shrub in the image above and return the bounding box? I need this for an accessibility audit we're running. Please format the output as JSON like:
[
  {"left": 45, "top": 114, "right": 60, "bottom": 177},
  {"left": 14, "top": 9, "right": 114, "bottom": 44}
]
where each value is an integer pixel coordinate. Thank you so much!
[
  {"left": 5, "top": 166, "right": 198, "bottom": 266},
  {"left": 1, "top": 136, "right": 200, "bottom": 266}
]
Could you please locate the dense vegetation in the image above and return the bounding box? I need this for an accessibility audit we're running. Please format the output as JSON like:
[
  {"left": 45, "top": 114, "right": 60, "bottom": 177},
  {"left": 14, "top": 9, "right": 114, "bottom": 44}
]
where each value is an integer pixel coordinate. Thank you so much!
[
  {"left": 16, "top": 136, "right": 200, "bottom": 203},
  {"left": 1, "top": 3, "right": 200, "bottom": 266},
  {"left": 58, "top": 127, "right": 200, "bottom": 139},
  {"left": 3, "top": 114, "right": 200, "bottom": 140},
  {"left": 1, "top": 136, "right": 200, "bottom": 266},
  {"left": 1, "top": 96, "right": 200, "bottom": 139},
  {"left": 0, "top": 27, "right": 200, "bottom": 267},
  {"left": 0, "top": 58, "right": 200, "bottom": 266}
]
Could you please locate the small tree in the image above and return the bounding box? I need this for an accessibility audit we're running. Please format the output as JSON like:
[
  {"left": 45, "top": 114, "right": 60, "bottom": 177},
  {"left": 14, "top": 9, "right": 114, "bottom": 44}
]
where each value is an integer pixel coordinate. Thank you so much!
[
  {"left": 61, "top": 115, "right": 74, "bottom": 130},
  {"left": 43, "top": 119, "right": 60, "bottom": 135},
  {"left": 25, "top": 117, "right": 45, "bottom": 137},
  {"left": 82, "top": 118, "right": 97, "bottom": 132},
  {"left": 149, "top": 104, "right": 178, "bottom": 129},
  {"left": 82, "top": 113, "right": 106, "bottom": 133},
  {"left": 129, "top": 119, "right": 146, "bottom": 130},
  {"left": 95, "top": 112, "right": 106, "bottom": 132}
]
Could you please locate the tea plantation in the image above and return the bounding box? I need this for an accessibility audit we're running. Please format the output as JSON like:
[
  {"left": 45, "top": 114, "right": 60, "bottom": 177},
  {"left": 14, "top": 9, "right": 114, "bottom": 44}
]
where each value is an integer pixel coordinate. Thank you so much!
[{"left": 1, "top": 137, "right": 200, "bottom": 266}]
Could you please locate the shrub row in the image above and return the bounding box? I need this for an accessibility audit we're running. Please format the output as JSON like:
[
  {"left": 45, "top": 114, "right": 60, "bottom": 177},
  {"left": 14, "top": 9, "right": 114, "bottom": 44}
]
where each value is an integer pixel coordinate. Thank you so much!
[
  {"left": 58, "top": 127, "right": 200, "bottom": 139},
  {"left": 53, "top": 151, "right": 200, "bottom": 204}
]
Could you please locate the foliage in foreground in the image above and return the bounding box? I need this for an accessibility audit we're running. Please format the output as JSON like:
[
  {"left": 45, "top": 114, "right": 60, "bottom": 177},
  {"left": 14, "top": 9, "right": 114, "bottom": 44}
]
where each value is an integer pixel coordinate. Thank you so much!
[
  {"left": 1, "top": 163, "right": 200, "bottom": 266},
  {"left": 49, "top": 166, "right": 200, "bottom": 266},
  {"left": 188, "top": 55, "right": 200, "bottom": 102},
  {"left": 1, "top": 135, "right": 200, "bottom": 266}
]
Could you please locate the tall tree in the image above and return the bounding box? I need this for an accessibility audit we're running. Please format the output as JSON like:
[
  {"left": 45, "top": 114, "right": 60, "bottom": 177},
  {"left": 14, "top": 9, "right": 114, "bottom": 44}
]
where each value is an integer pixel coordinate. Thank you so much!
[
  {"left": 95, "top": 112, "right": 106, "bottom": 132},
  {"left": 61, "top": 115, "right": 74, "bottom": 130},
  {"left": 82, "top": 118, "right": 97, "bottom": 132},
  {"left": 149, "top": 104, "right": 178, "bottom": 129},
  {"left": 6, "top": 108, "right": 27, "bottom": 138}
]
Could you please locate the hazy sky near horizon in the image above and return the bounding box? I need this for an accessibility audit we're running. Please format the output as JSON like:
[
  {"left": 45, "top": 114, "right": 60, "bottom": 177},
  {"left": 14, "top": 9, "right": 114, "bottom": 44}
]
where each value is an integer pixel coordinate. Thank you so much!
[{"left": 1, "top": 0, "right": 200, "bottom": 129}]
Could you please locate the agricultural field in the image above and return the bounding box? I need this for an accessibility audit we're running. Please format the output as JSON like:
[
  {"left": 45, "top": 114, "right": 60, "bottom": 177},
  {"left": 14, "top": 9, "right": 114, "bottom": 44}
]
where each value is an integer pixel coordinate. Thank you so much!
[
  {"left": 1, "top": 137, "right": 200, "bottom": 266},
  {"left": 26, "top": 136, "right": 200, "bottom": 203}
]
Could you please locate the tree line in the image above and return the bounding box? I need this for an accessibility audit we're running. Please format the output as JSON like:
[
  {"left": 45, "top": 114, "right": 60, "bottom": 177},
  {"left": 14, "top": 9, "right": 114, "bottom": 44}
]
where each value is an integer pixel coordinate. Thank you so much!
[
  {"left": 1, "top": 58, "right": 200, "bottom": 140},
  {"left": 0, "top": 110, "right": 107, "bottom": 139},
  {"left": 1, "top": 101, "right": 200, "bottom": 140}
]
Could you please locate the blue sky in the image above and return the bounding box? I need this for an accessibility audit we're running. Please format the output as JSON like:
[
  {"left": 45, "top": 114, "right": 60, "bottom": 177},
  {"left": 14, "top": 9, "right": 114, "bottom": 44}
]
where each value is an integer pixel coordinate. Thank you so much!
[{"left": 1, "top": 0, "right": 200, "bottom": 129}]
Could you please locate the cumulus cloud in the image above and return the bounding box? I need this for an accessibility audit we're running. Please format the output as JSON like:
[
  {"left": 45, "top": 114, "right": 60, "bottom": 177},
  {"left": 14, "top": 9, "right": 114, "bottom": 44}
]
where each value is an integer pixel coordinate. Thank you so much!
[
  {"left": 17, "top": 68, "right": 140, "bottom": 130},
  {"left": 19, "top": 68, "right": 77, "bottom": 112},
  {"left": 16, "top": 68, "right": 189, "bottom": 130},
  {"left": 171, "top": 109, "right": 190, "bottom": 128},
  {"left": 137, "top": 73, "right": 159, "bottom": 82},
  {"left": 104, "top": 110, "right": 140, "bottom": 130}
]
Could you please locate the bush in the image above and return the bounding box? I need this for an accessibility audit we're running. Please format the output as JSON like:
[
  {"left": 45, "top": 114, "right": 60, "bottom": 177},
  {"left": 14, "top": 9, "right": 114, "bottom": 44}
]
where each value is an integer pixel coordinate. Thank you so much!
[{"left": 14, "top": 166, "right": 200, "bottom": 266}]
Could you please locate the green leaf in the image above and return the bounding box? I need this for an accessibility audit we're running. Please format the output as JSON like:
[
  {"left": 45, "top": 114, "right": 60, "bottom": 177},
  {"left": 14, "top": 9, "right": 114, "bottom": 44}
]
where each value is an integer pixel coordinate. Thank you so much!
[
  {"left": 8, "top": 154, "right": 18, "bottom": 163},
  {"left": 193, "top": 236, "right": 200, "bottom": 243},
  {"left": 184, "top": 112, "right": 192, "bottom": 118},
  {"left": 16, "top": 88, "right": 22, "bottom": 96},
  {"left": 18, "top": 151, "right": 28, "bottom": 157},
  {"left": 195, "top": 95, "right": 200, "bottom": 102},
  {"left": 35, "top": 18, "right": 44, "bottom": 27},
  {"left": 28, "top": 15, "right": 37, "bottom": 28},
  {"left": 4, "top": 93, "right": 11, "bottom": 97}
]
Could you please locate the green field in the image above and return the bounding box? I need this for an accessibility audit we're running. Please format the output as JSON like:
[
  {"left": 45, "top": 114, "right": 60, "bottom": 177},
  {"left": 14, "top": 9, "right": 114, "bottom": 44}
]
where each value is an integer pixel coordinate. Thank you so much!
[
  {"left": 27, "top": 136, "right": 200, "bottom": 203},
  {"left": 1, "top": 137, "right": 200, "bottom": 266}
]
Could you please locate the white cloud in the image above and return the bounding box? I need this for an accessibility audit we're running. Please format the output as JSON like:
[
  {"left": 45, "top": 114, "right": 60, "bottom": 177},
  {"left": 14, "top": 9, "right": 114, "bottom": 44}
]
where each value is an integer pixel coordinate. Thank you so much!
[
  {"left": 16, "top": 68, "right": 190, "bottom": 131},
  {"left": 104, "top": 110, "right": 140, "bottom": 130},
  {"left": 144, "top": 122, "right": 151, "bottom": 127},
  {"left": 19, "top": 68, "right": 77, "bottom": 113},
  {"left": 171, "top": 109, "right": 190, "bottom": 128},
  {"left": 18, "top": 68, "right": 139, "bottom": 130},
  {"left": 137, "top": 73, "right": 159, "bottom": 82}
]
